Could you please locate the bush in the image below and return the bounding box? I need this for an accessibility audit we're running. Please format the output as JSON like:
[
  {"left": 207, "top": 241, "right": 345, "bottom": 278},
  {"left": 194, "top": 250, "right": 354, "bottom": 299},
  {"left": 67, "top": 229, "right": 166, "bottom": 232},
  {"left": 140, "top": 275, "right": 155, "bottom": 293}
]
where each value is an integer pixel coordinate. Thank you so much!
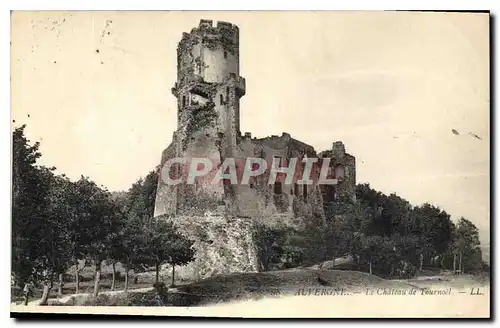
[
  {"left": 281, "top": 246, "right": 305, "bottom": 269},
  {"left": 253, "top": 225, "right": 298, "bottom": 271},
  {"left": 153, "top": 282, "right": 166, "bottom": 294},
  {"left": 390, "top": 260, "right": 417, "bottom": 279}
]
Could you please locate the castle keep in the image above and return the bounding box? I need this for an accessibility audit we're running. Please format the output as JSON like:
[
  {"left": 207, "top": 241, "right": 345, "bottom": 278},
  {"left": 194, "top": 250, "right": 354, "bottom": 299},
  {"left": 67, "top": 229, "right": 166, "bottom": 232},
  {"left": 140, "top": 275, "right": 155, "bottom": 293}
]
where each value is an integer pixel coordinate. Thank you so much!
[{"left": 154, "top": 20, "right": 356, "bottom": 280}]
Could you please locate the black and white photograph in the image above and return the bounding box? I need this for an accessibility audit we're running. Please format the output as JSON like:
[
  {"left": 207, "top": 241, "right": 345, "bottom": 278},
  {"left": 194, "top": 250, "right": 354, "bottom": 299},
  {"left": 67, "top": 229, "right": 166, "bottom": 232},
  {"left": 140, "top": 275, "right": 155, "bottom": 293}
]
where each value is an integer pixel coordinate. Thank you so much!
[{"left": 9, "top": 10, "right": 491, "bottom": 318}]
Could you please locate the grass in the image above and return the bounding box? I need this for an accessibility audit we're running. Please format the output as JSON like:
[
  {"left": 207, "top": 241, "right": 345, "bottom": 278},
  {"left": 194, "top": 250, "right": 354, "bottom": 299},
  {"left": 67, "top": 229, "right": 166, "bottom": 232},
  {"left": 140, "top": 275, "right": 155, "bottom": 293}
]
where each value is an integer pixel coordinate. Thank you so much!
[
  {"left": 141, "top": 268, "right": 416, "bottom": 306},
  {"left": 50, "top": 291, "right": 162, "bottom": 307},
  {"left": 10, "top": 263, "right": 193, "bottom": 305},
  {"left": 11, "top": 280, "right": 154, "bottom": 305},
  {"left": 13, "top": 264, "right": 490, "bottom": 307},
  {"left": 14, "top": 267, "right": 415, "bottom": 307}
]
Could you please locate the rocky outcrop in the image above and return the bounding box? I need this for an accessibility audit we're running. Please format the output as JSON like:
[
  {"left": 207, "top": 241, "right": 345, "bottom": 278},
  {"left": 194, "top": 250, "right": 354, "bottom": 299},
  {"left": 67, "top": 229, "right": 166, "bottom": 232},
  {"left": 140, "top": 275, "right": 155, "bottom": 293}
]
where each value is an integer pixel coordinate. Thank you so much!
[{"left": 164, "top": 213, "right": 261, "bottom": 281}]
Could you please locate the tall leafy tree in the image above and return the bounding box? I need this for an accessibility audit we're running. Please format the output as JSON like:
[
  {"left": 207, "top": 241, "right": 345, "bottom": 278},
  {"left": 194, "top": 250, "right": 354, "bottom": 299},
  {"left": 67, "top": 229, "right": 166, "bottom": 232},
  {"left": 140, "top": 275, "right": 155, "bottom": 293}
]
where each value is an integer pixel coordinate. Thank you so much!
[
  {"left": 105, "top": 193, "right": 127, "bottom": 291},
  {"left": 12, "top": 125, "right": 74, "bottom": 303},
  {"left": 12, "top": 125, "right": 46, "bottom": 287},
  {"left": 453, "top": 217, "right": 482, "bottom": 273},
  {"left": 406, "top": 204, "right": 453, "bottom": 269},
  {"left": 65, "top": 176, "right": 118, "bottom": 297},
  {"left": 119, "top": 178, "right": 149, "bottom": 291},
  {"left": 164, "top": 228, "right": 195, "bottom": 287},
  {"left": 35, "top": 172, "right": 74, "bottom": 303},
  {"left": 124, "top": 168, "right": 194, "bottom": 287}
]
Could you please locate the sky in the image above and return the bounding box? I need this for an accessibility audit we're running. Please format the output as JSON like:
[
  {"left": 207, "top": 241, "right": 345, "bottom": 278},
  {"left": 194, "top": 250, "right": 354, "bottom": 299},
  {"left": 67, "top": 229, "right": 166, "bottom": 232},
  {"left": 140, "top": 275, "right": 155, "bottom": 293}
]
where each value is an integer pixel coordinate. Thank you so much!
[{"left": 11, "top": 11, "right": 490, "bottom": 246}]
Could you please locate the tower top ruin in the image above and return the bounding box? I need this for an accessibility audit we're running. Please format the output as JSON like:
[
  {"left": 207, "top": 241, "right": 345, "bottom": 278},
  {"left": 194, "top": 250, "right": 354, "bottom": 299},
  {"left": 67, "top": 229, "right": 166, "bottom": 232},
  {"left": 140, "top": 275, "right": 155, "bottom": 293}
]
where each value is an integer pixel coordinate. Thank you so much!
[{"left": 178, "top": 19, "right": 240, "bottom": 55}]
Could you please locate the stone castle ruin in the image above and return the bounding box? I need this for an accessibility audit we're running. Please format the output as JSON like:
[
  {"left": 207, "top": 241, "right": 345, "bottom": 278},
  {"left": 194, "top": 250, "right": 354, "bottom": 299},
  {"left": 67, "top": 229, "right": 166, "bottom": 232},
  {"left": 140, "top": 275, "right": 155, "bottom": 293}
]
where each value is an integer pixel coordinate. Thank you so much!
[{"left": 154, "top": 20, "right": 356, "bottom": 280}]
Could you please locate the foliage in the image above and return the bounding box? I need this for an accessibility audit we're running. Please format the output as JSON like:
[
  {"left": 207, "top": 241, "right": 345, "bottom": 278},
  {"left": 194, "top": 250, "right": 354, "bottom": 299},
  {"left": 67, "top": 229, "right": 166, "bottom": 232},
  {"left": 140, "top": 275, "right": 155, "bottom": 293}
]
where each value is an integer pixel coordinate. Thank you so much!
[
  {"left": 11, "top": 126, "right": 194, "bottom": 296},
  {"left": 277, "top": 183, "right": 486, "bottom": 278},
  {"left": 253, "top": 225, "right": 298, "bottom": 270},
  {"left": 453, "top": 217, "right": 483, "bottom": 273},
  {"left": 12, "top": 126, "right": 73, "bottom": 286},
  {"left": 12, "top": 125, "right": 46, "bottom": 286},
  {"left": 113, "top": 168, "right": 195, "bottom": 284},
  {"left": 11, "top": 124, "right": 488, "bottom": 303}
]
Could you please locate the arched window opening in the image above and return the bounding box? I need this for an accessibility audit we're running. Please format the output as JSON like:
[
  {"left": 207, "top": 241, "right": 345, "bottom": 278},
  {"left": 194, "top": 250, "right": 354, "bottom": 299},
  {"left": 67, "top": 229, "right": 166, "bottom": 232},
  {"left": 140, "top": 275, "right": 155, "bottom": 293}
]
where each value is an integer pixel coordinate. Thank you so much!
[
  {"left": 220, "top": 94, "right": 224, "bottom": 105},
  {"left": 327, "top": 185, "right": 335, "bottom": 201},
  {"left": 274, "top": 181, "right": 282, "bottom": 195},
  {"left": 182, "top": 95, "right": 186, "bottom": 107},
  {"left": 335, "top": 165, "right": 345, "bottom": 181}
]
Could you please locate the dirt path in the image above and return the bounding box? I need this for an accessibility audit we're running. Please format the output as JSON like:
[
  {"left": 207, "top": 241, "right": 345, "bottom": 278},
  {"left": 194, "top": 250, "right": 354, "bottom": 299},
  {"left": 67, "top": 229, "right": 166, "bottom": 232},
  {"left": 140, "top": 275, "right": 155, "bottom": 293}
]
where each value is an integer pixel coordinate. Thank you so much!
[{"left": 12, "top": 286, "right": 155, "bottom": 306}]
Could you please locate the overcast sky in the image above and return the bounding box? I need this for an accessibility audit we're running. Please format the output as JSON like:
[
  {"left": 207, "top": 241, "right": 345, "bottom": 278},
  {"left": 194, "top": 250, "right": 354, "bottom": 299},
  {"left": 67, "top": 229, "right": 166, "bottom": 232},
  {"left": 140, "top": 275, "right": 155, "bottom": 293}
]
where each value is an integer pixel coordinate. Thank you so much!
[{"left": 11, "top": 11, "right": 490, "bottom": 245}]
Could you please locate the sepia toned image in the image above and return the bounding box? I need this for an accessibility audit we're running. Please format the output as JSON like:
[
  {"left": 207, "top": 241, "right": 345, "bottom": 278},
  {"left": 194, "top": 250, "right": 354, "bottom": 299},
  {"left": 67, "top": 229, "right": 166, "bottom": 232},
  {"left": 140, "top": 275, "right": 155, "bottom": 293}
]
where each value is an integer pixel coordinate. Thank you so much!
[{"left": 10, "top": 11, "right": 490, "bottom": 318}]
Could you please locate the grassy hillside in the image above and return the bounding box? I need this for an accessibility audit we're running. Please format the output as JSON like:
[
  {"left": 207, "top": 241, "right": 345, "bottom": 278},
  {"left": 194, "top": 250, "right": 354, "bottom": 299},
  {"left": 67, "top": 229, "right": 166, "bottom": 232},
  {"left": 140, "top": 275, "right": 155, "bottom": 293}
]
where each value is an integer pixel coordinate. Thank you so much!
[{"left": 48, "top": 268, "right": 415, "bottom": 307}]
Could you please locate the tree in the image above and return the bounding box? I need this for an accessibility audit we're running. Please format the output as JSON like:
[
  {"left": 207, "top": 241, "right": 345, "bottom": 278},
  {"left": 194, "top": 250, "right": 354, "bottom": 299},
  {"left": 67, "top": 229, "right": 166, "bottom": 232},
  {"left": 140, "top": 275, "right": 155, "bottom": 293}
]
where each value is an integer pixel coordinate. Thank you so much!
[
  {"left": 355, "top": 184, "right": 412, "bottom": 237},
  {"left": 36, "top": 172, "right": 74, "bottom": 302},
  {"left": 66, "top": 176, "right": 118, "bottom": 297},
  {"left": 387, "top": 233, "right": 419, "bottom": 278},
  {"left": 148, "top": 219, "right": 175, "bottom": 284},
  {"left": 453, "top": 217, "right": 482, "bottom": 273},
  {"left": 12, "top": 125, "right": 75, "bottom": 304},
  {"left": 91, "top": 188, "right": 121, "bottom": 298},
  {"left": 125, "top": 169, "right": 158, "bottom": 220},
  {"left": 121, "top": 168, "right": 194, "bottom": 289},
  {"left": 120, "top": 173, "right": 155, "bottom": 290},
  {"left": 321, "top": 198, "right": 374, "bottom": 266},
  {"left": 114, "top": 216, "right": 144, "bottom": 292},
  {"left": 164, "top": 227, "right": 195, "bottom": 287},
  {"left": 406, "top": 204, "right": 454, "bottom": 270},
  {"left": 12, "top": 125, "right": 45, "bottom": 287},
  {"left": 104, "top": 205, "right": 126, "bottom": 291},
  {"left": 105, "top": 216, "right": 126, "bottom": 291},
  {"left": 28, "top": 168, "right": 75, "bottom": 305},
  {"left": 253, "top": 225, "right": 291, "bottom": 270},
  {"left": 280, "top": 236, "right": 306, "bottom": 269},
  {"left": 134, "top": 217, "right": 195, "bottom": 286},
  {"left": 356, "top": 235, "right": 398, "bottom": 276},
  {"left": 62, "top": 178, "right": 89, "bottom": 294}
]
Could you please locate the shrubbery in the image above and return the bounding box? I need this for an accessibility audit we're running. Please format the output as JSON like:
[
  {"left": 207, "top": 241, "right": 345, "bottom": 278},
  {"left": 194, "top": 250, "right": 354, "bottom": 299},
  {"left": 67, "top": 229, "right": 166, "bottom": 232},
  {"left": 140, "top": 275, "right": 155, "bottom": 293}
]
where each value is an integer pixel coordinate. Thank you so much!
[
  {"left": 253, "top": 186, "right": 488, "bottom": 279},
  {"left": 12, "top": 125, "right": 195, "bottom": 303}
]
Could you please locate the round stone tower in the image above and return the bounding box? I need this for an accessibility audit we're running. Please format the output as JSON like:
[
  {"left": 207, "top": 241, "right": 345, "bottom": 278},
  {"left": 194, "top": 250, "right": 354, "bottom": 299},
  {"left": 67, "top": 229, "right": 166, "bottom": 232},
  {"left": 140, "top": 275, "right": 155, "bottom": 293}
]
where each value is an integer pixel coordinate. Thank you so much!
[
  {"left": 162, "top": 19, "right": 247, "bottom": 217},
  {"left": 153, "top": 21, "right": 261, "bottom": 282},
  {"left": 172, "top": 19, "right": 246, "bottom": 154}
]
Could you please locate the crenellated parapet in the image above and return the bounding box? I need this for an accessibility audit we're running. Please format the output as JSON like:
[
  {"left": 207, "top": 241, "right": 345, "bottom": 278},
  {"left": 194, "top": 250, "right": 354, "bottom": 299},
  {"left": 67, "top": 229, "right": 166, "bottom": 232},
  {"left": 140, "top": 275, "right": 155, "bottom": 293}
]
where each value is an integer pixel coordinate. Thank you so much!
[
  {"left": 184, "top": 19, "right": 240, "bottom": 52},
  {"left": 177, "top": 20, "right": 241, "bottom": 84}
]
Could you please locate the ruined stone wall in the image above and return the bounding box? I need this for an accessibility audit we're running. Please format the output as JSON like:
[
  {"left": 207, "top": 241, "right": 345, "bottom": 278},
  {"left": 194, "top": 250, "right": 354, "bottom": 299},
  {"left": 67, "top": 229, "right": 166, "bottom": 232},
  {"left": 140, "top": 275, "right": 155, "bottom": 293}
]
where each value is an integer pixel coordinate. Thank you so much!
[
  {"left": 153, "top": 139, "right": 177, "bottom": 218},
  {"left": 319, "top": 141, "right": 357, "bottom": 203},
  {"left": 229, "top": 132, "right": 325, "bottom": 228}
]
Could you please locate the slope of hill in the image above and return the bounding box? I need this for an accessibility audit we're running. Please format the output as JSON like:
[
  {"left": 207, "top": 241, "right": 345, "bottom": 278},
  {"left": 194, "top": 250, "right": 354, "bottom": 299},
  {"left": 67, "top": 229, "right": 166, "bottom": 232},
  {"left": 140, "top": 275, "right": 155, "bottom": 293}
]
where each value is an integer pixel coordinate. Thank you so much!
[
  {"left": 171, "top": 268, "right": 415, "bottom": 305},
  {"left": 39, "top": 268, "right": 416, "bottom": 307}
]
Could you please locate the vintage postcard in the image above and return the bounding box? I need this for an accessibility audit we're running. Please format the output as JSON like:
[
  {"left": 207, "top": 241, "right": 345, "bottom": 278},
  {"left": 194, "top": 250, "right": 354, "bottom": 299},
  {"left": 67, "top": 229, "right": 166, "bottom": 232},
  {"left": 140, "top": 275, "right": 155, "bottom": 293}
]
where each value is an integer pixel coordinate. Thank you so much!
[{"left": 10, "top": 11, "right": 490, "bottom": 318}]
